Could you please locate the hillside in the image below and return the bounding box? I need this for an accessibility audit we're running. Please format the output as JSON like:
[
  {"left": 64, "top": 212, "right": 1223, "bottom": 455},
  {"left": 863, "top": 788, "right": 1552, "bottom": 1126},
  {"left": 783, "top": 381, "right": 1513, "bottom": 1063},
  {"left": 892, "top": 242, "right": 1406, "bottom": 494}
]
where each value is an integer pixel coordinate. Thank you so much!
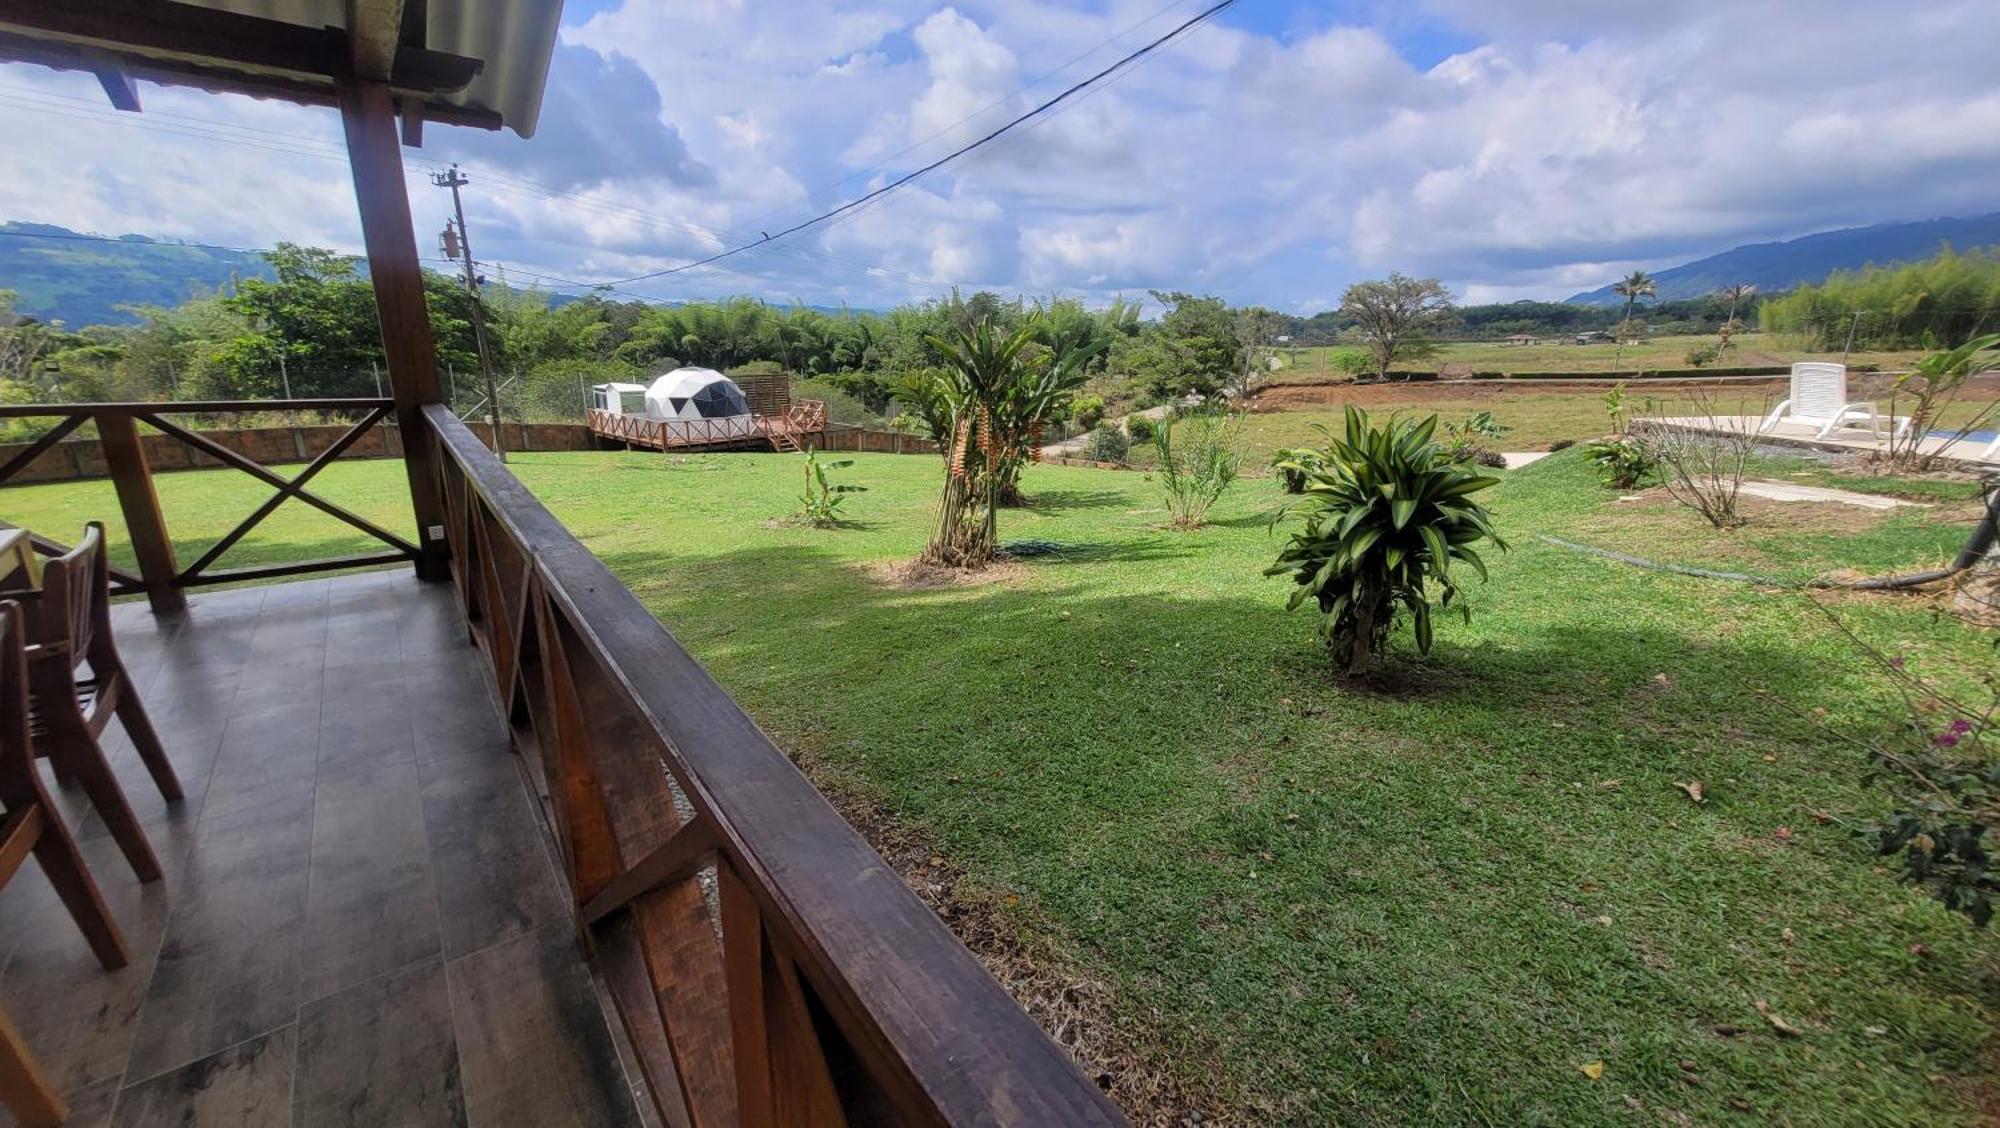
[
  {"left": 0, "top": 222, "right": 274, "bottom": 326},
  {"left": 1566, "top": 212, "right": 2000, "bottom": 305}
]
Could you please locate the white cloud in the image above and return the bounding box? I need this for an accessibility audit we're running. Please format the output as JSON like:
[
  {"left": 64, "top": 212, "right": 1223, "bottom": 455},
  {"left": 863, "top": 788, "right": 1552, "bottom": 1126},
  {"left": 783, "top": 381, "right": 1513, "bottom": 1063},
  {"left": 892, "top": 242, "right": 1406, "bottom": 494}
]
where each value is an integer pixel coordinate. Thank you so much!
[{"left": 0, "top": 1, "right": 1997, "bottom": 313}]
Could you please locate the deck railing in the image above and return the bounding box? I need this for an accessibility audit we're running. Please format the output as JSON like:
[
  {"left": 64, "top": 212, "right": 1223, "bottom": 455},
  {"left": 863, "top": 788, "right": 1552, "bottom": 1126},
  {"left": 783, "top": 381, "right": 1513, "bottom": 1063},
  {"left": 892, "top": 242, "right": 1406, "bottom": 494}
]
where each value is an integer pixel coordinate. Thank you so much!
[
  {"left": 424, "top": 403, "right": 1122, "bottom": 1126},
  {"left": 587, "top": 399, "right": 828, "bottom": 452},
  {"left": 0, "top": 399, "right": 414, "bottom": 614}
]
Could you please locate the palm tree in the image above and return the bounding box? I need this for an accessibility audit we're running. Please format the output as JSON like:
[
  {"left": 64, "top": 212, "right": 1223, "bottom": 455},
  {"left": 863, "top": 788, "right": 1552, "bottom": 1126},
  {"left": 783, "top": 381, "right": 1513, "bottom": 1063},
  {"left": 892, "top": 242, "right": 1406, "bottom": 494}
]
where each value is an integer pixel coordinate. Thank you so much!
[
  {"left": 1717, "top": 283, "right": 1755, "bottom": 352},
  {"left": 1611, "top": 270, "right": 1657, "bottom": 365}
]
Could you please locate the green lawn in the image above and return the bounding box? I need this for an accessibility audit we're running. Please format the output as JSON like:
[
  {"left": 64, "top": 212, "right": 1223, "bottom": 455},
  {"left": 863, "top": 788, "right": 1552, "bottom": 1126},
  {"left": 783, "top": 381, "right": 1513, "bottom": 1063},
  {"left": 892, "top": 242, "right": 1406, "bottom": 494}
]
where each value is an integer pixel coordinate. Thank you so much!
[{"left": 4, "top": 451, "right": 1996, "bottom": 1123}]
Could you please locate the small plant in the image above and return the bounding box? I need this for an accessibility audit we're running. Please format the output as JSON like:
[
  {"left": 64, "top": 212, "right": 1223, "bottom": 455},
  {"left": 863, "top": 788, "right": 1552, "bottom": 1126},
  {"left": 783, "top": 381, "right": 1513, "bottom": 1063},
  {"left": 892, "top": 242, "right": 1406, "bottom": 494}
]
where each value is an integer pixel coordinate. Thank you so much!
[
  {"left": 1650, "top": 391, "right": 1756, "bottom": 528},
  {"left": 1154, "top": 411, "right": 1243, "bottom": 528},
  {"left": 1442, "top": 410, "right": 1511, "bottom": 465},
  {"left": 1268, "top": 407, "right": 1505, "bottom": 674},
  {"left": 1883, "top": 334, "right": 2000, "bottom": 470},
  {"left": 1684, "top": 342, "right": 1720, "bottom": 368},
  {"left": 1270, "top": 446, "right": 1327, "bottom": 493},
  {"left": 1125, "top": 413, "right": 1158, "bottom": 444},
  {"left": 1582, "top": 436, "right": 1657, "bottom": 489},
  {"left": 1602, "top": 381, "right": 1631, "bottom": 435},
  {"left": 796, "top": 449, "right": 865, "bottom": 527},
  {"left": 1804, "top": 608, "right": 1998, "bottom": 926},
  {"left": 1083, "top": 422, "right": 1130, "bottom": 465}
]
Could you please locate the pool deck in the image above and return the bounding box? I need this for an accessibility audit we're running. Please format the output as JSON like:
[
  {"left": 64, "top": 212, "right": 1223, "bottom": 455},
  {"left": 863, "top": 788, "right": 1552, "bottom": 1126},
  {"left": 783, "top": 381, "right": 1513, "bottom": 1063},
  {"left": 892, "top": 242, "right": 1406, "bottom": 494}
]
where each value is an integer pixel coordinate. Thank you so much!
[{"left": 1643, "top": 416, "right": 2000, "bottom": 466}]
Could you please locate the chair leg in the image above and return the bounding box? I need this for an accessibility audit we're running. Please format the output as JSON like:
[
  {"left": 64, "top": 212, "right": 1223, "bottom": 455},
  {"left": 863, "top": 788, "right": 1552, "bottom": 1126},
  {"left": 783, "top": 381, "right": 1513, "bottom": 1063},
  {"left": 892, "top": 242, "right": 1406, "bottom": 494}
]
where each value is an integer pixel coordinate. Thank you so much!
[
  {"left": 108, "top": 669, "right": 181, "bottom": 803},
  {"left": 30, "top": 801, "right": 130, "bottom": 970},
  {"left": 0, "top": 1006, "right": 65, "bottom": 1128},
  {"left": 53, "top": 718, "right": 160, "bottom": 884}
]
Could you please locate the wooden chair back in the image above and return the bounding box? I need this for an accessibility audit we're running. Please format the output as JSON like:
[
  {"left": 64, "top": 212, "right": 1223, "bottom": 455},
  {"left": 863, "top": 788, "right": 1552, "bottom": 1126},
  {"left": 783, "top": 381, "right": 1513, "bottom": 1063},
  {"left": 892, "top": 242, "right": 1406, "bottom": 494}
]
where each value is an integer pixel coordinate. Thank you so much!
[
  {"left": 31, "top": 523, "right": 109, "bottom": 674},
  {"left": 0, "top": 602, "right": 28, "bottom": 782}
]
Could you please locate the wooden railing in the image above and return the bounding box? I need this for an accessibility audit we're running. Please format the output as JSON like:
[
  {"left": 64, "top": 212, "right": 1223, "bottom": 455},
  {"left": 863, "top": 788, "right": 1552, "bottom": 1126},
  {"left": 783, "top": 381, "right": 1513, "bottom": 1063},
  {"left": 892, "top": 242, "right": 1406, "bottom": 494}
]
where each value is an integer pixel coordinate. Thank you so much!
[
  {"left": 425, "top": 403, "right": 1122, "bottom": 1126},
  {"left": 587, "top": 400, "right": 828, "bottom": 452},
  {"left": 0, "top": 400, "right": 415, "bottom": 614}
]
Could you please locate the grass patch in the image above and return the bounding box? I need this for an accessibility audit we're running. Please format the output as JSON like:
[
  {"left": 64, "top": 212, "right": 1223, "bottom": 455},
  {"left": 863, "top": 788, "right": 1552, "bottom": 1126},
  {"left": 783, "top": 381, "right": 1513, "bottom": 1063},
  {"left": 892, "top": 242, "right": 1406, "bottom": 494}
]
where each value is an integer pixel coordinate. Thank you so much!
[
  {"left": 1266, "top": 335, "right": 1927, "bottom": 381},
  {"left": 4, "top": 450, "right": 1997, "bottom": 1122}
]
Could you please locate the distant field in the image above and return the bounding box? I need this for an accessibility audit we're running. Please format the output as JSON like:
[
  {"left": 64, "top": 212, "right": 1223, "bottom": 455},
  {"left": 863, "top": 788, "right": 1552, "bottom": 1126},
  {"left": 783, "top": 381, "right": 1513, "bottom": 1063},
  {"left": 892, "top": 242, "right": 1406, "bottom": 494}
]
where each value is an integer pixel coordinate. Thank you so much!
[{"left": 1265, "top": 334, "right": 1925, "bottom": 382}]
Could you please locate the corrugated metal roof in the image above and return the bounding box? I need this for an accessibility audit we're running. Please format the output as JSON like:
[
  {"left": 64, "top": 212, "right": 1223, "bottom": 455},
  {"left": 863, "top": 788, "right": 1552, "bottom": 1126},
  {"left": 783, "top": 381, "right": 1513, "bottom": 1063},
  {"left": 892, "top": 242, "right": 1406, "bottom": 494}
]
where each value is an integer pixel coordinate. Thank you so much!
[{"left": 186, "top": 0, "right": 562, "bottom": 137}]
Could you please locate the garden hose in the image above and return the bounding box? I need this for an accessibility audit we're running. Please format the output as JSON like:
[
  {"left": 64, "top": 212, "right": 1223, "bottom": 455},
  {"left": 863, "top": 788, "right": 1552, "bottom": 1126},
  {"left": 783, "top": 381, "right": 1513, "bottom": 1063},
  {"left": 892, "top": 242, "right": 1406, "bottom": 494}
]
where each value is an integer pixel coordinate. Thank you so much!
[{"left": 1537, "top": 477, "right": 2000, "bottom": 592}]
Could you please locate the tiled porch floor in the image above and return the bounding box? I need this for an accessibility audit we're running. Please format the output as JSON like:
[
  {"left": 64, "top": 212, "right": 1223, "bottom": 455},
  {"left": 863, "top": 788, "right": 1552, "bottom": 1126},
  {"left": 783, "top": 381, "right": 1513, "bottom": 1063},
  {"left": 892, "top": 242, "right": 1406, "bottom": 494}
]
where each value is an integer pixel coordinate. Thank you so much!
[{"left": 0, "top": 571, "right": 649, "bottom": 1126}]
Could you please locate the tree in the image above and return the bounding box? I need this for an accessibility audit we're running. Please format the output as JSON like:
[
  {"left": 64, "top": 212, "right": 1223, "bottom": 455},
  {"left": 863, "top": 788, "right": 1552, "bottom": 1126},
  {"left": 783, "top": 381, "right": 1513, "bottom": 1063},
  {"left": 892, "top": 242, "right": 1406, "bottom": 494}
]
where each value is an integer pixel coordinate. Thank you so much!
[
  {"left": 1716, "top": 282, "right": 1755, "bottom": 352},
  {"left": 1611, "top": 270, "right": 1657, "bottom": 364},
  {"left": 917, "top": 313, "right": 1098, "bottom": 566},
  {"left": 1124, "top": 291, "right": 1240, "bottom": 400},
  {"left": 1337, "top": 275, "right": 1453, "bottom": 381}
]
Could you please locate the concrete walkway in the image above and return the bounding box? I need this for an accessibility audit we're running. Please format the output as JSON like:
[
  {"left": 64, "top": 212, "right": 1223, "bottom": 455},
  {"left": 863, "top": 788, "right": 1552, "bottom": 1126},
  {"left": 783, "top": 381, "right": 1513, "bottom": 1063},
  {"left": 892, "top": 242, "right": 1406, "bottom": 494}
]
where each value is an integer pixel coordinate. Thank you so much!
[{"left": 1734, "top": 479, "right": 1919, "bottom": 509}]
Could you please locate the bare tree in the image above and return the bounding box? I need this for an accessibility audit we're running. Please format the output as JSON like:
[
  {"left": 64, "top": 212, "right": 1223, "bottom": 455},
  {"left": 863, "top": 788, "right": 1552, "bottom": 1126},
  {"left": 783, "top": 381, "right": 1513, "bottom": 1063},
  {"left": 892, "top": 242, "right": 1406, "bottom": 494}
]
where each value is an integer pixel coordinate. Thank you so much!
[
  {"left": 1337, "top": 274, "right": 1453, "bottom": 382},
  {"left": 1645, "top": 391, "right": 1757, "bottom": 528}
]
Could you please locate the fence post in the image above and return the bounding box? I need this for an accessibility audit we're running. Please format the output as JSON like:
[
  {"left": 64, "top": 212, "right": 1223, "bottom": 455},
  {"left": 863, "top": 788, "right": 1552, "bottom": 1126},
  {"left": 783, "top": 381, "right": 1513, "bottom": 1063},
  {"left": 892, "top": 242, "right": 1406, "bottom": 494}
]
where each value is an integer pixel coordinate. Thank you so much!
[{"left": 97, "top": 414, "right": 186, "bottom": 616}]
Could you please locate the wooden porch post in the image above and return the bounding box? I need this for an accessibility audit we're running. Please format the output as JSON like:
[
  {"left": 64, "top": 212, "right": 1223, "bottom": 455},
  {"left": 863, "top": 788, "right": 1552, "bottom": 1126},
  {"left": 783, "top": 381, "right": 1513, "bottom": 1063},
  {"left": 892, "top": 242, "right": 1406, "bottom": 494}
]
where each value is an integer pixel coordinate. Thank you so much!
[
  {"left": 337, "top": 79, "right": 449, "bottom": 582},
  {"left": 97, "top": 414, "right": 185, "bottom": 616}
]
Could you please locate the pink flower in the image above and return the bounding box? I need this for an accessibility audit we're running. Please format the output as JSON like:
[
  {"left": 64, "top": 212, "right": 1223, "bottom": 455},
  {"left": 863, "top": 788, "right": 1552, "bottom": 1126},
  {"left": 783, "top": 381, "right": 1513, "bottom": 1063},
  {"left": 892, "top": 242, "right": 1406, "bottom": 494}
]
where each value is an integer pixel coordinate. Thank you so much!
[
  {"left": 1949, "top": 719, "right": 1972, "bottom": 734},
  {"left": 1935, "top": 733, "right": 1960, "bottom": 748}
]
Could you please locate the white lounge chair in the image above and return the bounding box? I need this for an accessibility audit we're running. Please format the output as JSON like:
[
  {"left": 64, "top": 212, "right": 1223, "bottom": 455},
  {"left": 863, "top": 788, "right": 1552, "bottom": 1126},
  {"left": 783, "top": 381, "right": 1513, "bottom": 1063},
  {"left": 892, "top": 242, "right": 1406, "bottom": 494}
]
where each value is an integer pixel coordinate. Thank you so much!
[{"left": 1760, "top": 362, "right": 1888, "bottom": 440}]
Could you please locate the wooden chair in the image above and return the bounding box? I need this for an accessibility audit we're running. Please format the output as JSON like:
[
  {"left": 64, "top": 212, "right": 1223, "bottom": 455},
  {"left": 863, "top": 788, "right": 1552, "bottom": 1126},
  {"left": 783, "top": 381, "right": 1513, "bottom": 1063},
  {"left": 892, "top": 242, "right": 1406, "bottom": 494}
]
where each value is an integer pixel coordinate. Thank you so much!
[
  {"left": 23, "top": 524, "right": 179, "bottom": 883},
  {"left": 2, "top": 600, "right": 131, "bottom": 1127}
]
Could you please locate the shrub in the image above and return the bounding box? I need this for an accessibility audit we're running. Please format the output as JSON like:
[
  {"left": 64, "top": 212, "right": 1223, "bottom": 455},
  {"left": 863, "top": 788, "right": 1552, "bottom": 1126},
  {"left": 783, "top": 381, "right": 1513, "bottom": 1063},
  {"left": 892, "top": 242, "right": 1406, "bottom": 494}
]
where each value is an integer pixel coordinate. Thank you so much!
[
  {"left": 1083, "top": 422, "right": 1131, "bottom": 464},
  {"left": 1332, "top": 348, "right": 1374, "bottom": 378},
  {"left": 1649, "top": 391, "right": 1757, "bottom": 528},
  {"left": 1684, "top": 342, "right": 1721, "bottom": 368},
  {"left": 1883, "top": 334, "right": 2000, "bottom": 470},
  {"left": 1582, "top": 436, "right": 1656, "bottom": 489},
  {"left": 1154, "top": 412, "right": 1243, "bottom": 528},
  {"left": 1270, "top": 446, "right": 1326, "bottom": 493},
  {"left": 1548, "top": 438, "right": 1577, "bottom": 452},
  {"left": 1469, "top": 370, "right": 1505, "bottom": 380},
  {"left": 1268, "top": 407, "right": 1505, "bottom": 674},
  {"left": 1124, "top": 412, "right": 1158, "bottom": 444},
  {"left": 1071, "top": 393, "right": 1107, "bottom": 430},
  {"left": 795, "top": 449, "right": 865, "bottom": 527}
]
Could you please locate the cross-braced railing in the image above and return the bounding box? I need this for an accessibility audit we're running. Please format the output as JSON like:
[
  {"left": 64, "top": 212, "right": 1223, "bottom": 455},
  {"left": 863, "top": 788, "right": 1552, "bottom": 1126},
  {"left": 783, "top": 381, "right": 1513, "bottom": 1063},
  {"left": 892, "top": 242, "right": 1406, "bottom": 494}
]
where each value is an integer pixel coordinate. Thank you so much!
[
  {"left": 0, "top": 400, "right": 415, "bottom": 613},
  {"left": 426, "top": 402, "right": 1122, "bottom": 1126}
]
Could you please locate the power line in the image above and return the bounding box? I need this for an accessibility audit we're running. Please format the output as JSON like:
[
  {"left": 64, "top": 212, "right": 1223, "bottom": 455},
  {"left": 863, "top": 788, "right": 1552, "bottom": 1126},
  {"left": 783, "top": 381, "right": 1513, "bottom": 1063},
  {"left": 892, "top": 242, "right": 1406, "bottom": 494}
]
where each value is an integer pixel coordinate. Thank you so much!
[
  {"left": 601, "top": 0, "right": 1242, "bottom": 286},
  {"left": 729, "top": 0, "right": 1204, "bottom": 235}
]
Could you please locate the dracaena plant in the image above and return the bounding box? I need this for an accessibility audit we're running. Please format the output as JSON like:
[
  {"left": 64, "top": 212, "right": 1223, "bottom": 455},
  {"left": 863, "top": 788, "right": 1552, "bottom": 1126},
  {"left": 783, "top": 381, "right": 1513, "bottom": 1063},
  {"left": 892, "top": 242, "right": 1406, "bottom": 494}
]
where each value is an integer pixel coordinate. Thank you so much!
[{"left": 1267, "top": 407, "right": 1506, "bottom": 674}]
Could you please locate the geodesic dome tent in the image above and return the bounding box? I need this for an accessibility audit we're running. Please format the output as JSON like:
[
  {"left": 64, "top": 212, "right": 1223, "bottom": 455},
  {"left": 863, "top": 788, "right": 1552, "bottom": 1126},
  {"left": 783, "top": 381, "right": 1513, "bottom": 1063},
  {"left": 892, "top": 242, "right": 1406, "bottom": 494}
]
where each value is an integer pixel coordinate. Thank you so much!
[{"left": 642, "top": 367, "right": 758, "bottom": 441}]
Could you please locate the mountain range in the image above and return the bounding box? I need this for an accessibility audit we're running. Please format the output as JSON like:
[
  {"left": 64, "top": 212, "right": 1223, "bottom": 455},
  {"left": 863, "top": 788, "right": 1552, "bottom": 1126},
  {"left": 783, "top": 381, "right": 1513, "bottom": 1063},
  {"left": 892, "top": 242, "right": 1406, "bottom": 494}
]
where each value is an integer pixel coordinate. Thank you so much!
[{"left": 1565, "top": 212, "right": 2000, "bottom": 305}]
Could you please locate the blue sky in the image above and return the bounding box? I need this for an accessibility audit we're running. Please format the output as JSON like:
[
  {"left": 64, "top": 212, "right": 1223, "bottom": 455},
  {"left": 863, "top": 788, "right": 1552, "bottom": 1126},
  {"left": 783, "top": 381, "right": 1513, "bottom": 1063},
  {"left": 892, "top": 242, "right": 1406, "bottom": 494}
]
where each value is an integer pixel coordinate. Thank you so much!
[{"left": 2, "top": 1, "right": 1997, "bottom": 314}]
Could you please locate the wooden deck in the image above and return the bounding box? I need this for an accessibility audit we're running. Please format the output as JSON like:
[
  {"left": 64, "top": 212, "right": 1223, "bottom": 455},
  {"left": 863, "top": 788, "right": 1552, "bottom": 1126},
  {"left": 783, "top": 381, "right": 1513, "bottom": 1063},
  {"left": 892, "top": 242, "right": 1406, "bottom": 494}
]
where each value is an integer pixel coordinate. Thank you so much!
[
  {"left": 586, "top": 400, "right": 828, "bottom": 453},
  {"left": 0, "top": 571, "right": 648, "bottom": 1127}
]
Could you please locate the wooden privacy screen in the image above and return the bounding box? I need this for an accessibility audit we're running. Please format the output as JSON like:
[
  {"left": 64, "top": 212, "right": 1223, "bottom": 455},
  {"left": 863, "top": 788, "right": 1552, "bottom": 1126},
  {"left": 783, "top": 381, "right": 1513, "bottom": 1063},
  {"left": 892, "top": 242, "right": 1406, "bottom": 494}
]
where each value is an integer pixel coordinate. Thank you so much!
[
  {"left": 0, "top": 400, "right": 415, "bottom": 615},
  {"left": 424, "top": 404, "right": 1122, "bottom": 1126}
]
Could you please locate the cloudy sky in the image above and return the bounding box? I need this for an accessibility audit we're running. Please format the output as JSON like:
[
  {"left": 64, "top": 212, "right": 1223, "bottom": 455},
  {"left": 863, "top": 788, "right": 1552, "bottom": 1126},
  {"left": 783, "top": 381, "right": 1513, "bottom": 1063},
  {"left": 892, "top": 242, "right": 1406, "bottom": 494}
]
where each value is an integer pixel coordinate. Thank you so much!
[{"left": 2, "top": 0, "right": 1997, "bottom": 313}]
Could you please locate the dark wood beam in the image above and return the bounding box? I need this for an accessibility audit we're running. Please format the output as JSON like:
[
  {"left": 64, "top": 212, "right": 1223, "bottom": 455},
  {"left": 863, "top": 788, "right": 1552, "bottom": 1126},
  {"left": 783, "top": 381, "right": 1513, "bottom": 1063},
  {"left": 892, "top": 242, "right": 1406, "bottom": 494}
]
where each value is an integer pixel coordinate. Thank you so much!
[
  {"left": 400, "top": 95, "right": 424, "bottom": 148},
  {"left": 0, "top": 0, "right": 481, "bottom": 92},
  {"left": 85, "top": 51, "right": 139, "bottom": 111},
  {"left": 338, "top": 79, "right": 449, "bottom": 581}
]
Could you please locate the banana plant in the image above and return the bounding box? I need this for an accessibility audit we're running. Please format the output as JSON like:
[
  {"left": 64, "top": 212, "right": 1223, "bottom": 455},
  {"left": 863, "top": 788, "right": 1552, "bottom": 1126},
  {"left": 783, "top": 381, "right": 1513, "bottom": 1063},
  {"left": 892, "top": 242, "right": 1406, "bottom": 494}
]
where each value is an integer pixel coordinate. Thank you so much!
[
  {"left": 796, "top": 449, "right": 865, "bottom": 528},
  {"left": 1267, "top": 406, "right": 1506, "bottom": 673}
]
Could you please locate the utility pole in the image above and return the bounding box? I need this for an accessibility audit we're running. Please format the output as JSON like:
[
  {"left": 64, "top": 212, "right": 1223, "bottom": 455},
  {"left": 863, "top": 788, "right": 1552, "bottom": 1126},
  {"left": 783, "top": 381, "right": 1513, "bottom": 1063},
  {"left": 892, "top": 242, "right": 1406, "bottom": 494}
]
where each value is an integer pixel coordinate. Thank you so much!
[
  {"left": 434, "top": 164, "right": 506, "bottom": 462},
  {"left": 1842, "top": 311, "right": 1865, "bottom": 363}
]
